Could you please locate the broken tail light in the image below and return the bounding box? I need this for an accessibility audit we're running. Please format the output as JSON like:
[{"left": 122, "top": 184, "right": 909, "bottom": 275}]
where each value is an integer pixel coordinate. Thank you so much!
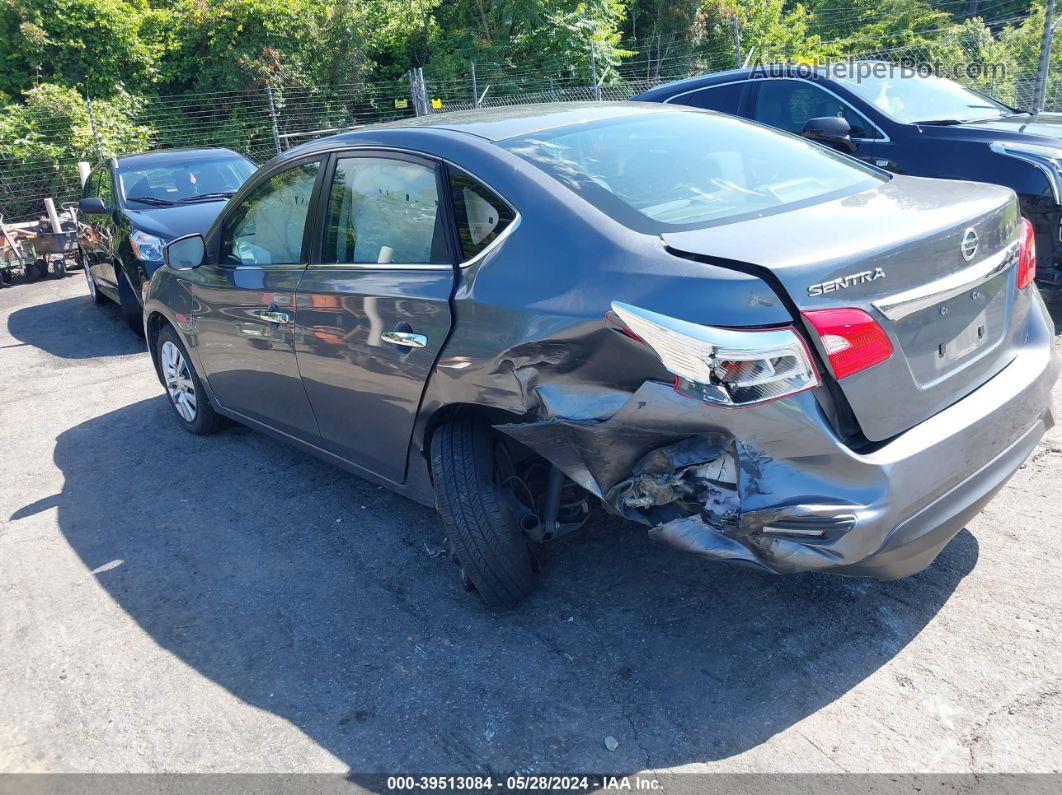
[
  {"left": 609, "top": 302, "right": 819, "bottom": 407},
  {"left": 801, "top": 308, "right": 893, "bottom": 380},
  {"left": 1017, "top": 217, "right": 1037, "bottom": 289}
]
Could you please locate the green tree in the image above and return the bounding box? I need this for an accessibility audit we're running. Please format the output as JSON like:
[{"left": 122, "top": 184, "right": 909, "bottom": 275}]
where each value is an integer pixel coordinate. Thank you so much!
[
  {"left": 0, "top": 0, "right": 153, "bottom": 98},
  {"left": 0, "top": 82, "right": 149, "bottom": 217},
  {"left": 426, "top": 0, "right": 630, "bottom": 85}
]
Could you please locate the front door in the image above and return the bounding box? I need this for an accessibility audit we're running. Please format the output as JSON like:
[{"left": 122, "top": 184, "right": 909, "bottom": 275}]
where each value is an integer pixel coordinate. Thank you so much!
[
  {"left": 189, "top": 158, "right": 322, "bottom": 439},
  {"left": 293, "top": 152, "right": 457, "bottom": 483}
]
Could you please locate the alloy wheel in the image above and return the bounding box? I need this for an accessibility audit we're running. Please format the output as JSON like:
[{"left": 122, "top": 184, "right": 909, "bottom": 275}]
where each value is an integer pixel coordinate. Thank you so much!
[{"left": 161, "top": 340, "right": 198, "bottom": 422}]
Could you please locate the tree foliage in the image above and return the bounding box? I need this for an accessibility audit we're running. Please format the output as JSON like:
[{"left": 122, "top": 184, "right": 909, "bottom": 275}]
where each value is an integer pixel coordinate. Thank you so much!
[
  {"left": 0, "top": 0, "right": 1052, "bottom": 219},
  {"left": 0, "top": 0, "right": 154, "bottom": 98}
]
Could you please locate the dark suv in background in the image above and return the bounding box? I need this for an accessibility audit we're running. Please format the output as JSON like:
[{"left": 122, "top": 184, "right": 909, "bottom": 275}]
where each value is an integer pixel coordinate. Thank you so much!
[
  {"left": 78, "top": 147, "right": 256, "bottom": 332},
  {"left": 633, "top": 63, "right": 1062, "bottom": 286}
]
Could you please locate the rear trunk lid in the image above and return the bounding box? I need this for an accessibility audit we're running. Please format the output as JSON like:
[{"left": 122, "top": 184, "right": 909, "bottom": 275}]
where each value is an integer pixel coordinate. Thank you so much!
[{"left": 663, "top": 175, "right": 1028, "bottom": 441}]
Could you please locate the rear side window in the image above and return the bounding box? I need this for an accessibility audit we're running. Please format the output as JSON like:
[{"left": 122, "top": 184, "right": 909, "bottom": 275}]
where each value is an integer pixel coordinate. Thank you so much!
[
  {"left": 673, "top": 82, "right": 746, "bottom": 114},
  {"left": 323, "top": 156, "right": 447, "bottom": 265},
  {"left": 221, "top": 161, "right": 319, "bottom": 266},
  {"left": 448, "top": 167, "right": 515, "bottom": 261}
]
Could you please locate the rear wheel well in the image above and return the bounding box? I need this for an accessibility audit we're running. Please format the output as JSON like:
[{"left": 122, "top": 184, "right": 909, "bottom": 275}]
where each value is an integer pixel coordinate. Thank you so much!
[
  {"left": 145, "top": 312, "right": 170, "bottom": 384},
  {"left": 421, "top": 403, "right": 529, "bottom": 480}
]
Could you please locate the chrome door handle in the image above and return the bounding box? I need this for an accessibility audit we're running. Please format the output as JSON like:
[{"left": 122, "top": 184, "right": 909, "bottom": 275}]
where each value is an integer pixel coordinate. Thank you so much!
[
  {"left": 256, "top": 310, "right": 290, "bottom": 323},
  {"left": 381, "top": 330, "right": 428, "bottom": 348}
]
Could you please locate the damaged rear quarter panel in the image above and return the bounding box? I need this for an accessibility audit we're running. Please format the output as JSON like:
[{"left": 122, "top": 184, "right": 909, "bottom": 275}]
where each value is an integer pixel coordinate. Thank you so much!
[
  {"left": 411, "top": 137, "right": 790, "bottom": 454},
  {"left": 410, "top": 140, "right": 901, "bottom": 574}
]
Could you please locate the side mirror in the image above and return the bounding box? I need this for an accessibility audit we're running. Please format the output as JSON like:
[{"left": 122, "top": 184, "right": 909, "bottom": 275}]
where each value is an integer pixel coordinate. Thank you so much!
[
  {"left": 78, "top": 196, "right": 108, "bottom": 215},
  {"left": 164, "top": 234, "right": 206, "bottom": 270},
  {"left": 802, "top": 116, "right": 857, "bottom": 154}
]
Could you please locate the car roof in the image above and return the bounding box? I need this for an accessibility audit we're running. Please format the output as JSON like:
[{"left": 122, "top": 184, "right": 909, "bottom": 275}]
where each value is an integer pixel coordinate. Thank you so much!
[
  {"left": 633, "top": 68, "right": 756, "bottom": 99},
  {"left": 114, "top": 147, "right": 246, "bottom": 168},
  {"left": 284, "top": 101, "right": 684, "bottom": 157},
  {"left": 632, "top": 60, "right": 902, "bottom": 101}
]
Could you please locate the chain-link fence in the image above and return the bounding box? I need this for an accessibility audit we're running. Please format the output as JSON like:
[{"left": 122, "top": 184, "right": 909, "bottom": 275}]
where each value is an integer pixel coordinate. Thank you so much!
[{"left": 1, "top": 16, "right": 1054, "bottom": 225}]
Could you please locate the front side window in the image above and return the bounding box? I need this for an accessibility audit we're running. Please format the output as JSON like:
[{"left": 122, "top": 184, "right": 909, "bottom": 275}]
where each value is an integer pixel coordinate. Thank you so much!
[
  {"left": 501, "top": 110, "right": 885, "bottom": 232},
  {"left": 323, "top": 157, "right": 446, "bottom": 265},
  {"left": 448, "top": 167, "right": 515, "bottom": 261},
  {"left": 221, "top": 161, "right": 319, "bottom": 266},
  {"left": 751, "top": 80, "right": 879, "bottom": 138}
]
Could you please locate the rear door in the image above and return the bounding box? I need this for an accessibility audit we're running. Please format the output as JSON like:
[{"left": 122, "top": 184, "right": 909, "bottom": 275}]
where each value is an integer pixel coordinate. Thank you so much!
[
  {"left": 188, "top": 157, "right": 323, "bottom": 439},
  {"left": 292, "top": 151, "right": 459, "bottom": 483}
]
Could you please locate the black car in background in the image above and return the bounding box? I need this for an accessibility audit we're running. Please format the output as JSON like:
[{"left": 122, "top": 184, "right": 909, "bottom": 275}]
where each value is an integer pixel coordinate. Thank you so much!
[
  {"left": 633, "top": 63, "right": 1062, "bottom": 286},
  {"left": 78, "top": 148, "right": 256, "bottom": 332}
]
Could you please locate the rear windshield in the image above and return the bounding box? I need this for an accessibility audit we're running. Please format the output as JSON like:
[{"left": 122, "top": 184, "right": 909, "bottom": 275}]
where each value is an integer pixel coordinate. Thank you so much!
[{"left": 500, "top": 110, "right": 885, "bottom": 232}]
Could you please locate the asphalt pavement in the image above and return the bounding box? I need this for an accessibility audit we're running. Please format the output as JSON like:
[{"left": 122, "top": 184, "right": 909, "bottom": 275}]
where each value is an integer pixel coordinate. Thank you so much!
[{"left": 1, "top": 274, "right": 1060, "bottom": 775}]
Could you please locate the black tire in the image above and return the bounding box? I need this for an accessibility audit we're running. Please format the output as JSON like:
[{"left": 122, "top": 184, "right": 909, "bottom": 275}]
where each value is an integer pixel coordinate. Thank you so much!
[
  {"left": 431, "top": 420, "right": 538, "bottom": 609},
  {"left": 156, "top": 325, "right": 227, "bottom": 435},
  {"left": 117, "top": 270, "right": 144, "bottom": 335},
  {"left": 26, "top": 260, "right": 44, "bottom": 282},
  {"left": 53, "top": 259, "right": 67, "bottom": 278}
]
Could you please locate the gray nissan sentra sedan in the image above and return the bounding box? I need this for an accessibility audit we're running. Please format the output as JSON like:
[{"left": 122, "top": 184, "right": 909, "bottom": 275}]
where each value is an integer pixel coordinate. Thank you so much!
[{"left": 147, "top": 102, "right": 1058, "bottom": 608}]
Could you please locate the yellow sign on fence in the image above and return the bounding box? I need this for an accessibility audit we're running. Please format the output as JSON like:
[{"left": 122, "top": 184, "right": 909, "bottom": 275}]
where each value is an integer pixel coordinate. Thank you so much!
[
  {"left": 394, "top": 98, "right": 408, "bottom": 109},
  {"left": 431, "top": 98, "right": 443, "bottom": 109}
]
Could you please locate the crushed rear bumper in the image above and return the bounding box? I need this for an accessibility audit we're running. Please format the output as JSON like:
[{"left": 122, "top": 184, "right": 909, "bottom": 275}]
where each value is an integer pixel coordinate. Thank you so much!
[{"left": 497, "top": 290, "right": 1058, "bottom": 579}]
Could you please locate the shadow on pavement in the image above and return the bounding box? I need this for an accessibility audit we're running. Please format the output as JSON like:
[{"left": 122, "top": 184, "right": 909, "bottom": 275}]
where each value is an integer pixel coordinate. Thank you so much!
[
  {"left": 13, "top": 397, "right": 978, "bottom": 774},
  {"left": 6, "top": 295, "right": 144, "bottom": 359}
]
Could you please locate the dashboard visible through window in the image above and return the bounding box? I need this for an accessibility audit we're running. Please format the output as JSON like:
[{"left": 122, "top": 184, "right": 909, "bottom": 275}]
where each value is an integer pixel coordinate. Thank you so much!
[{"left": 119, "top": 156, "right": 256, "bottom": 207}]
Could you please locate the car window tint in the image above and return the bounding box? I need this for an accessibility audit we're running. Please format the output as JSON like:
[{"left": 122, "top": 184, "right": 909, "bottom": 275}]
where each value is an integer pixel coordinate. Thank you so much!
[
  {"left": 448, "top": 167, "right": 515, "bottom": 261},
  {"left": 678, "top": 83, "right": 745, "bottom": 114},
  {"left": 221, "top": 162, "right": 319, "bottom": 266},
  {"left": 752, "top": 80, "right": 879, "bottom": 139},
  {"left": 323, "top": 157, "right": 445, "bottom": 265}
]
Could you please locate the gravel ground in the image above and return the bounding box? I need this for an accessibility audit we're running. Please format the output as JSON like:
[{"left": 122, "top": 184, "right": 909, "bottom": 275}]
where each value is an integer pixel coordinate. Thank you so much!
[{"left": 1, "top": 274, "right": 1060, "bottom": 775}]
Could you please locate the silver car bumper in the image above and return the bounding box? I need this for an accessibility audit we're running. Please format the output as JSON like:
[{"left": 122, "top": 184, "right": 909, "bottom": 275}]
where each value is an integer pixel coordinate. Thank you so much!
[{"left": 500, "top": 291, "right": 1058, "bottom": 579}]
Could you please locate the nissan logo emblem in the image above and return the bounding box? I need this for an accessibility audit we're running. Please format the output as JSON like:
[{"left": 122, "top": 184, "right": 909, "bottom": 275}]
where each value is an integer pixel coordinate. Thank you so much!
[{"left": 961, "top": 228, "right": 979, "bottom": 261}]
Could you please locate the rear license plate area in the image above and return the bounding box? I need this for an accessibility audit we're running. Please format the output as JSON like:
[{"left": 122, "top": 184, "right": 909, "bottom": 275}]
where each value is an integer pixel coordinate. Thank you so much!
[{"left": 898, "top": 271, "right": 1010, "bottom": 384}]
